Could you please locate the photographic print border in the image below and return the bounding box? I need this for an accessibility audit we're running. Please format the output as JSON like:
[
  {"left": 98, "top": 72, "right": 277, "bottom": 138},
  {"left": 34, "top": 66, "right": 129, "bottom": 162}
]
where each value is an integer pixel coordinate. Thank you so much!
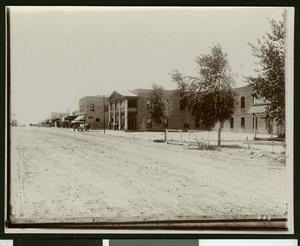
[{"left": 0, "top": 0, "right": 299, "bottom": 239}]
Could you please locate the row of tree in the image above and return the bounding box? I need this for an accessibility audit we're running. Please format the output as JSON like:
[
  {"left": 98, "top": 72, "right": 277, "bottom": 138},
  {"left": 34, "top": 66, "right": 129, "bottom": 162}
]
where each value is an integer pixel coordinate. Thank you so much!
[{"left": 147, "top": 12, "right": 286, "bottom": 146}]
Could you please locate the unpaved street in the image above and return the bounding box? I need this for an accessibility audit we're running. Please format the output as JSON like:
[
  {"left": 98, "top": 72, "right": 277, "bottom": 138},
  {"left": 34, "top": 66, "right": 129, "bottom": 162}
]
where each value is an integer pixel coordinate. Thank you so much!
[{"left": 10, "top": 127, "right": 287, "bottom": 223}]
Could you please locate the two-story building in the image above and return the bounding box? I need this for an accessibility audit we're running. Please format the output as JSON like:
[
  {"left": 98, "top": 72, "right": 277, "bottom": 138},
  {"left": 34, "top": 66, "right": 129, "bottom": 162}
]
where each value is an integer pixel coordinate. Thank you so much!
[
  {"left": 107, "top": 89, "right": 196, "bottom": 131},
  {"left": 79, "top": 95, "right": 109, "bottom": 129},
  {"left": 106, "top": 86, "right": 282, "bottom": 135},
  {"left": 218, "top": 86, "right": 281, "bottom": 135}
]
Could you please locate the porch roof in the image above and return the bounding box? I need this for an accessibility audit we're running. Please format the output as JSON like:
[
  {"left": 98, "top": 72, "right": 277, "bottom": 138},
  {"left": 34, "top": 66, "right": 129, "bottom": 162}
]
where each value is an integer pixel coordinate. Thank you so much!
[
  {"left": 107, "top": 90, "right": 138, "bottom": 101},
  {"left": 248, "top": 105, "right": 267, "bottom": 114}
]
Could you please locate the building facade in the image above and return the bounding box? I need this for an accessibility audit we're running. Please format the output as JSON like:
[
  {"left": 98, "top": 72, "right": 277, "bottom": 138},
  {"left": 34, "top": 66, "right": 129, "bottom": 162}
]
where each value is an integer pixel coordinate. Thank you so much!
[
  {"left": 106, "top": 90, "right": 139, "bottom": 130},
  {"left": 50, "top": 112, "right": 68, "bottom": 127},
  {"left": 79, "top": 95, "right": 109, "bottom": 129},
  {"left": 215, "top": 86, "right": 281, "bottom": 135},
  {"left": 107, "top": 89, "right": 197, "bottom": 131},
  {"left": 51, "top": 112, "right": 68, "bottom": 119},
  {"left": 106, "top": 86, "right": 281, "bottom": 135}
]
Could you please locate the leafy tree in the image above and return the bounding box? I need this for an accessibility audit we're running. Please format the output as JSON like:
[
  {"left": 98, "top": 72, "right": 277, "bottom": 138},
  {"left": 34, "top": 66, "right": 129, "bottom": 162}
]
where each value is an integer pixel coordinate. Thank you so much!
[
  {"left": 247, "top": 12, "right": 286, "bottom": 128},
  {"left": 171, "top": 44, "right": 236, "bottom": 146},
  {"left": 147, "top": 84, "right": 174, "bottom": 141}
]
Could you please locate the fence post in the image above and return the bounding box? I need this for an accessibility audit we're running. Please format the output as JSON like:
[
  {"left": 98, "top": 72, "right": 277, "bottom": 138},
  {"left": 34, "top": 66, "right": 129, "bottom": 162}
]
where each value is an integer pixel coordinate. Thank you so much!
[
  {"left": 207, "top": 131, "right": 210, "bottom": 147},
  {"left": 246, "top": 136, "right": 250, "bottom": 149},
  {"left": 188, "top": 130, "right": 191, "bottom": 146},
  {"left": 166, "top": 129, "right": 168, "bottom": 144},
  {"left": 180, "top": 130, "right": 182, "bottom": 144}
]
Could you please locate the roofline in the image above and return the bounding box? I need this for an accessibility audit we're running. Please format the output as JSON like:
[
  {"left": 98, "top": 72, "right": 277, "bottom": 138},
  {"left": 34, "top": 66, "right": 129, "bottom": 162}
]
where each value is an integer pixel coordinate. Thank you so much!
[
  {"left": 79, "top": 95, "right": 108, "bottom": 100},
  {"left": 83, "top": 85, "right": 254, "bottom": 102},
  {"left": 107, "top": 90, "right": 138, "bottom": 101}
]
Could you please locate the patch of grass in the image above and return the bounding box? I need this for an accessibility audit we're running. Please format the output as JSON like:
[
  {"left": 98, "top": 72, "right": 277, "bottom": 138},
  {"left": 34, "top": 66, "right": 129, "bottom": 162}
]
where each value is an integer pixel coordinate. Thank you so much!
[
  {"left": 254, "top": 137, "right": 285, "bottom": 142},
  {"left": 153, "top": 139, "right": 165, "bottom": 143},
  {"left": 196, "top": 144, "right": 217, "bottom": 150},
  {"left": 220, "top": 144, "right": 243, "bottom": 149},
  {"left": 187, "top": 143, "right": 216, "bottom": 150}
]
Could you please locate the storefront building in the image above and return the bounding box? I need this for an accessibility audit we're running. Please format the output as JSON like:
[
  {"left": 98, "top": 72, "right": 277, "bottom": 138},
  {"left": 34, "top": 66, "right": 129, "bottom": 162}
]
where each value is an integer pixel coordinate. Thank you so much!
[{"left": 79, "top": 95, "right": 109, "bottom": 129}]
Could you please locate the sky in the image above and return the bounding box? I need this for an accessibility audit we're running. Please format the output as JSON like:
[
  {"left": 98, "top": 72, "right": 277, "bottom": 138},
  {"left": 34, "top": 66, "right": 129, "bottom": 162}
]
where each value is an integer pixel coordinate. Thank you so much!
[{"left": 9, "top": 7, "right": 291, "bottom": 125}]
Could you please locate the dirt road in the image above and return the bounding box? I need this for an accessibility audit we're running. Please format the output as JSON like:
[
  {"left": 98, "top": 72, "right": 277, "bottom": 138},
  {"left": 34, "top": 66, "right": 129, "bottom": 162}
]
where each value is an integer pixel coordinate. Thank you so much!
[{"left": 10, "top": 127, "right": 287, "bottom": 223}]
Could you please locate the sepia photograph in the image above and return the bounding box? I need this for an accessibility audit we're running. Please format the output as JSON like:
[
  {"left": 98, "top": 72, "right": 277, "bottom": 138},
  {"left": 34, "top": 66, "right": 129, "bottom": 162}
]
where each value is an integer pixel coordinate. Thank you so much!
[{"left": 6, "top": 6, "right": 294, "bottom": 231}]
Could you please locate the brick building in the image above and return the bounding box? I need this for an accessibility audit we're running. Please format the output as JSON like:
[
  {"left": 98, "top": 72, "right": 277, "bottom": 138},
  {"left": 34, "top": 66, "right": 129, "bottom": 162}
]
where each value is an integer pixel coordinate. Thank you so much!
[
  {"left": 134, "top": 89, "right": 195, "bottom": 131},
  {"left": 216, "top": 86, "right": 281, "bottom": 135},
  {"left": 107, "top": 89, "right": 197, "bottom": 131},
  {"left": 79, "top": 95, "right": 109, "bottom": 129},
  {"left": 106, "top": 86, "right": 282, "bottom": 135}
]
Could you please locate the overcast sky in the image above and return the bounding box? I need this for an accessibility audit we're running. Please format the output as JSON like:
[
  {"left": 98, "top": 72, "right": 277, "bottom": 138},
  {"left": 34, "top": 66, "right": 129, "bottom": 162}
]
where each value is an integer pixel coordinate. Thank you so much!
[{"left": 9, "top": 7, "right": 291, "bottom": 124}]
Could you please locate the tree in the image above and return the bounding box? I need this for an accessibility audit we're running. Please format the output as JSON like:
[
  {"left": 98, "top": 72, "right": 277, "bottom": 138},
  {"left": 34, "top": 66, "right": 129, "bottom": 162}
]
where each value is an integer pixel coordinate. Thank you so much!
[
  {"left": 171, "top": 44, "right": 236, "bottom": 146},
  {"left": 247, "top": 12, "right": 286, "bottom": 128},
  {"left": 147, "top": 84, "right": 174, "bottom": 141}
]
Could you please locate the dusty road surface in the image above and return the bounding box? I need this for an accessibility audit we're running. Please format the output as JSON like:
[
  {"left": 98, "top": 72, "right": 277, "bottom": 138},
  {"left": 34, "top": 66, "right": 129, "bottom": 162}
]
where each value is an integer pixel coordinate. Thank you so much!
[{"left": 10, "top": 127, "right": 287, "bottom": 223}]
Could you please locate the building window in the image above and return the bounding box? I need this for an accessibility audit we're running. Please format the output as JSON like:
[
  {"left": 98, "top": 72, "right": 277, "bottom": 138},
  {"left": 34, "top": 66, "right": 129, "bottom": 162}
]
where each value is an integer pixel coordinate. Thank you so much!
[
  {"left": 251, "top": 93, "right": 257, "bottom": 105},
  {"left": 241, "top": 97, "right": 245, "bottom": 109},
  {"left": 90, "top": 106, "right": 94, "bottom": 111},
  {"left": 241, "top": 117, "right": 245, "bottom": 129},
  {"left": 96, "top": 118, "right": 100, "bottom": 122},
  {"left": 252, "top": 117, "right": 258, "bottom": 129},
  {"left": 230, "top": 117, "right": 234, "bottom": 129},
  {"left": 128, "top": 100, "right": 137, "bottom": 108},
  {"left": 179, "top": 99, "right": 187, "bottom": 110}
]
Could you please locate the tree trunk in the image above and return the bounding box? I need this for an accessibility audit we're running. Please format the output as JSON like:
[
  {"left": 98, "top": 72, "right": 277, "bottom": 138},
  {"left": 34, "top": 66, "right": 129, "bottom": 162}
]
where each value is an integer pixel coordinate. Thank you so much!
[
  {"left": 218, "top": 121, "right": 223, "bottom": 147},
  {"left": 162, "top": 122, "right": 167, "bottom": 142}
]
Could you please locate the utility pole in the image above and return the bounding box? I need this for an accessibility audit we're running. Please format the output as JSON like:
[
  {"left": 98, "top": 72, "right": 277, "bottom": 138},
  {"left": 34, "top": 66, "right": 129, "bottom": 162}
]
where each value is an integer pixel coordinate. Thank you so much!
[
  {"left": 254, "top": 114, "right": 257, "bottom": 139},
  {"left": 103, "top": 95, "right": 105, "bottom": 134}
]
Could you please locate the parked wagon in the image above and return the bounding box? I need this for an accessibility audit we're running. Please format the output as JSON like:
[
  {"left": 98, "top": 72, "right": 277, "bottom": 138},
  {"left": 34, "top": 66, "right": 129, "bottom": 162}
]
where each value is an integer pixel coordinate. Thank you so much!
[{"left": 78, "top": 123, "right": 90, "bottom": 132}]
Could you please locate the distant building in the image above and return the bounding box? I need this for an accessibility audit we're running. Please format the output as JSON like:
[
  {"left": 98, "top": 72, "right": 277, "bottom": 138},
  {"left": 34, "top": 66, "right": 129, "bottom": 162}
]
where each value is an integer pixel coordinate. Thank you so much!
[
  {"left": 51, "top": 112, "right": 68, "bottom": 119},
  {"left": 107, "top": 86, "right": 282, "bottom": 135},
  {"left": 79, "top": 95, "right": 109, "bottom": 129},
  {"left": 50, "top": 112, "right": 68, "bottom": 127},
  {"left": 72, "top": 110, "right": 80, "bottom": 116}
]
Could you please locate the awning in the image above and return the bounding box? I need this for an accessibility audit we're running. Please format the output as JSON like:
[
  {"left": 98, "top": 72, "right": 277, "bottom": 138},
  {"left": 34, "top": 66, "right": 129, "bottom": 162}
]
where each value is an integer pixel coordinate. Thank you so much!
[
  {"left": 71, "top": 115, "right": 85, "bottom": 123},
  {"left": 51, "top": 118, "right": 60, "bottom": 122},
  {"left": 248, "top": 105, "right": 267, "bottom": 114},
  {"left": 62, "top": 115, "right": 77, "bottom": 122}
]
